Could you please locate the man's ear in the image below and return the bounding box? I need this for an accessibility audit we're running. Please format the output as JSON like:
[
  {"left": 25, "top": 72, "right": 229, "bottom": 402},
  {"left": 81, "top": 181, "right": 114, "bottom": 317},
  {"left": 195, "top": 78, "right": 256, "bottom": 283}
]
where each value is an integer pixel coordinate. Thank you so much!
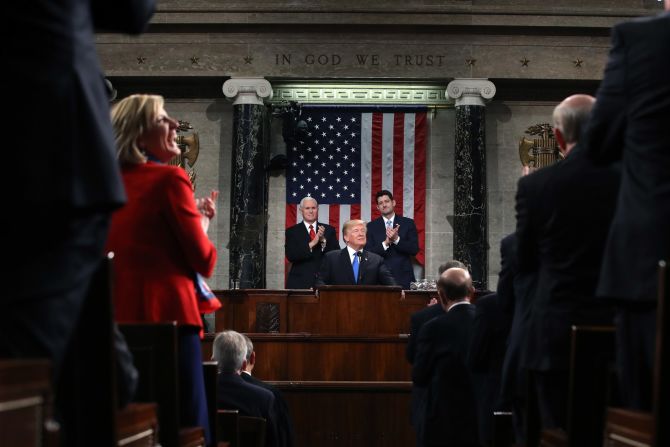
[
  {"left": 241, "top": 359, "right": 248, "bottom": 371},
  {"left": 554, "top": 127, "right": 567, "bottom": 154},
  {"left": 249, "top": 351, "right": 256, "bottom": 367}
]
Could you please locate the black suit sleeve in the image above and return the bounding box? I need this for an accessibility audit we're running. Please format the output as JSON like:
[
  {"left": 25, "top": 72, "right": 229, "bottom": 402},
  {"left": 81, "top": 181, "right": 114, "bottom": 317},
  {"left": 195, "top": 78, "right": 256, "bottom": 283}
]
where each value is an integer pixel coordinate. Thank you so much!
[
  {"left": 314, "top": 254, "right": 331, "bottom": 287},
  {"left": 497, "top": 235, "right": 516, "bottom": 314},
  {"left": 412, "top": 322, "right": 436, "bottom": 386},
  {"left": 323, "top": 225, "right": 340, "bottom": 253},
  {"left": 467, "top": 296, "right": 495, "bottom": 372},
  {"left": 285, "top": 227, "right": 313, "bottom": 263},
  {"left": 515, "top": 177, "right": 538, "bottom": 274},
  {"left": 585, "top": 25, "right": 626, "bottom": 165},
  {"left": 92, "top": 0, "right": 155, "bottom": 34},
  {"left": 378, "top": 261, "right": 398, "bottom": 286},
  {"left": 365, "top": 222, "right": 386, "bottom": 257},
  {"left": 394, "top": 218, "right": 420, "bottom": 256}
]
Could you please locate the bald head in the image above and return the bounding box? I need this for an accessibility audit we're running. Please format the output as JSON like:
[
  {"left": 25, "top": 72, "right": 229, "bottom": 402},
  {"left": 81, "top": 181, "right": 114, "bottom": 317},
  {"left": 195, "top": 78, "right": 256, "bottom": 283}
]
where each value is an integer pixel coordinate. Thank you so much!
[
  {"left": 553, "top": 94, "right": 595, "bottom": 154},
  {"left": 437, "top": 267, "right": 473, "bottom": 306}
]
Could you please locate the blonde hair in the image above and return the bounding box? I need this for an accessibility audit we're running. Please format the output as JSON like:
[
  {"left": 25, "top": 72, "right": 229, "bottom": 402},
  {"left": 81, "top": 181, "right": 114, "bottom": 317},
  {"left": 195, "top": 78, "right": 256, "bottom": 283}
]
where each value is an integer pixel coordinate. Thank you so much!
[
  {"left": 111, "top": 94, "right": 164, "bottom": 164},
  {"left": 342, "top": 219, "right": 367, "bottom": 237}
]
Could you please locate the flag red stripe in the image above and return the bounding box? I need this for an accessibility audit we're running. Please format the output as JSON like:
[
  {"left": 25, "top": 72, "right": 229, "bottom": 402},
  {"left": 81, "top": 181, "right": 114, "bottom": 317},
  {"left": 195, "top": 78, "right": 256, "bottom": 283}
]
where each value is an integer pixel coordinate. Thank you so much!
[
  {"left": 392, "top": 113, "right": 405, "bottom": 215},
  {"left": 413, "top": 112, "right": 427, "bottom": 265},
  {"left": 350, "top": 204, "right": 361, "bottom": 221},
  {"left": 370, "top": 113, "right": 383, "bottom": 221},
  {"left": 329, "top": 204, "right": 340, "bottom": 241}
]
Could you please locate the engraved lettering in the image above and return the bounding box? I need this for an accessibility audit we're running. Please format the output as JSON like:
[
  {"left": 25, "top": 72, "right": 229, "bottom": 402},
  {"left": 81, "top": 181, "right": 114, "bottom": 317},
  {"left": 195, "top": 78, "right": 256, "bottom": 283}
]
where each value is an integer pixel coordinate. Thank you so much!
[{"left": 275, "top": 54, "right": 291, "bottom": 65}]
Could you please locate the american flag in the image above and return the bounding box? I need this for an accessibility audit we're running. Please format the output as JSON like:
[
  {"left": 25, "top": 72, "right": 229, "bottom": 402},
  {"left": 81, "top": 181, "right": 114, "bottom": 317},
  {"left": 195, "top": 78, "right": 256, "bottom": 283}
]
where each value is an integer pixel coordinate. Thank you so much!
[{"left": 285, "top": 106, "right": 427, "bottom": 265}]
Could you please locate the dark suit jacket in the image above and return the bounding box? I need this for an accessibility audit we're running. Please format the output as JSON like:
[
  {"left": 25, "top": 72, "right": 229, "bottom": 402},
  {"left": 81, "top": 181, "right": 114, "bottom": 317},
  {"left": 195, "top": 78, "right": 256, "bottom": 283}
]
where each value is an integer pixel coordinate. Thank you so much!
[
  {"left": 412, "top": 304, "right": 479, "bottom": 447},
  {"left": 241, "top": 373, "right": 294, "bottom": 447},
  {"left": 516, "top": 145, "right": 619, "bottom": 371},
  {"left": 467, "top": 293, "right": 512, "bottom": 444},
  {"left": 217, "top": 372, "right": 279, "bottom": 447},
  {"left": 406, "top": 303, "right": 445, "bottom": 428},
  {"left": 585, "top": 11, "right": 670, "bottom": 303},
  {"left": 9, "top": 0, "right": 154, "bottom": 209},
  {"left": 315, "top": 248, "right": 397, "bottom": 286},
  {"left": 285, "top": 222, "right": 339, "bottom": 289},
  {"left": 365, "top": 215, "right": 419, "bottom": 289},
  {"left": 497, "top": 233, "right": 537, "bottom": 405}
]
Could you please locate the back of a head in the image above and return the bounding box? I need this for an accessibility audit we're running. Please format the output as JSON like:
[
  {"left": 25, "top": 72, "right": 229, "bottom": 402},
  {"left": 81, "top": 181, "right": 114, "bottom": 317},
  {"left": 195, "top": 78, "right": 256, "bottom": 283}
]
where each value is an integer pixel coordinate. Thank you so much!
[
  {"left": 111, "top": 94, "right": 165, "bottom": 164},
  {"left": 212, "top": 330, "right": 247, "bottom": 373},
  {"left": 438, "top": 260, "right": 467, "bottom": 275},
  {"left": 437, "top": 267, "right": 472, "bottom": 302},
  {"left": 242, "top": 334, "right": 254, "bottom": 363},
  {"left": 552, "top": 94, "right": 595, "bottom": 145}
]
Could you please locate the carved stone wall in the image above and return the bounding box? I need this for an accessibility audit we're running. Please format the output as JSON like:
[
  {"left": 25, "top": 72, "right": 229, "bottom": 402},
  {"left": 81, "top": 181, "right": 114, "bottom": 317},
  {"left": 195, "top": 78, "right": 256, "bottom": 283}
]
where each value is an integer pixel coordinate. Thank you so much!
[{"left": 94, "top": 1, "right": 665, "bottom": 289}]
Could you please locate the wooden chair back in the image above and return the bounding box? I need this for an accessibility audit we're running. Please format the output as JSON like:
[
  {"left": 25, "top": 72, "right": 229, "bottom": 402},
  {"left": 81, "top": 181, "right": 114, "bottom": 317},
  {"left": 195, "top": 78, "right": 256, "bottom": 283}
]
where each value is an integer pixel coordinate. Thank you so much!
[{"left": 118, "top": 322, "right": 180, "bottom": 447}]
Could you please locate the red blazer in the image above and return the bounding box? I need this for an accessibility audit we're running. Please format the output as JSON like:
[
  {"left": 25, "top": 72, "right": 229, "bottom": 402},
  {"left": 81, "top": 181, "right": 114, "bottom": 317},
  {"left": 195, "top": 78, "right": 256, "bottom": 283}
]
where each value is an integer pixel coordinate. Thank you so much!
[{"left": 106, "top": 162, "right": 217, "bottom": 332}]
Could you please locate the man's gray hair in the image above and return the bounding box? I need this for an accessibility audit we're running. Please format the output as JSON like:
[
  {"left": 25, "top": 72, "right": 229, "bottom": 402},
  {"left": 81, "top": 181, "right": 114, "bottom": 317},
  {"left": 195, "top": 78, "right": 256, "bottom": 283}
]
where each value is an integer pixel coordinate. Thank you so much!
[
  {"left": 241, "top": 333, "right": 254, "bottom": 362},
  {"left": 438, "top": 260, "right": 467, "bottom": 275},
  {"left": 552, "top": 96, "right": 595, "bottom": 145},
  {"left": 299, "top": 196, "right": 318, "bottom": 209},
  {"left": 212, "top": 330, "right": 247, "bottom": 373}
]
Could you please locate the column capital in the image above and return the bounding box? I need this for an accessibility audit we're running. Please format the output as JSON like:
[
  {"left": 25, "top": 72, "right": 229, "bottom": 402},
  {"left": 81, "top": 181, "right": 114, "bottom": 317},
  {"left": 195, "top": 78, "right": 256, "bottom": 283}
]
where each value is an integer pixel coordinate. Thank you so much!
[
  {"left": 222, "top": 77, "right": 273, "bottom": 105},
  {"left": 446, "top": 78, "right": 496, "bottom": 107}
]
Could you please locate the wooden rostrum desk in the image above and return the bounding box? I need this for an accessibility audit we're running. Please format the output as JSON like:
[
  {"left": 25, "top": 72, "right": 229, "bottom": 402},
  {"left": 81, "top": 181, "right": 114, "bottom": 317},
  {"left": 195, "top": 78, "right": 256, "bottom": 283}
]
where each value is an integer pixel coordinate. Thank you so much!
[{"left": 203, "top": 286, "right": 436, "bottom": 447}]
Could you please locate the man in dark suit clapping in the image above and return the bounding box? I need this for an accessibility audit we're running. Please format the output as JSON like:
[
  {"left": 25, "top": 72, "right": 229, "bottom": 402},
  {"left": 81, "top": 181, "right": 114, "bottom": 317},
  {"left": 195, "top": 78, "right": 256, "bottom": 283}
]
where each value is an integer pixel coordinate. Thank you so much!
[
  {"left": 584, "top": 1, "right": 670, "bottom": 411},
  {"left": 315, "top": 219, "right": 396, "bottom": 286},
  {"left": 285, "top": 197, "right": 339, "bottom": 289},
  {"left": 365, "top": 190, "right": 420, "bottom": 289}
]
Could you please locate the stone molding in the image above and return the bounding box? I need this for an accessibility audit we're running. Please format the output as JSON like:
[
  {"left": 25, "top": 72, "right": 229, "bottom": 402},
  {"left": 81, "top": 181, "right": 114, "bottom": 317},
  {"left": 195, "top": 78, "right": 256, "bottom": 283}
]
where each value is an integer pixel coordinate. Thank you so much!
[
  {"left": 446, "top": 79, "right": 496, "bottom": 107},
  {"left": 271, "top": 83, "right": 449, "bottom": 105},
  {"left": 222, "top": 77, "right": 273, "bottom": 105}
]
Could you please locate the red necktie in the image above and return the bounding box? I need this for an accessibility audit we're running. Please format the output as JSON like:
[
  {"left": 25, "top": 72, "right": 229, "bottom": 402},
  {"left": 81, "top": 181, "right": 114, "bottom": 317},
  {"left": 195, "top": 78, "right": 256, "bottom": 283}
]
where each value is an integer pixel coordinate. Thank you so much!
[{"left": 309, "top": 224, "right": 316, "bottom": 240}]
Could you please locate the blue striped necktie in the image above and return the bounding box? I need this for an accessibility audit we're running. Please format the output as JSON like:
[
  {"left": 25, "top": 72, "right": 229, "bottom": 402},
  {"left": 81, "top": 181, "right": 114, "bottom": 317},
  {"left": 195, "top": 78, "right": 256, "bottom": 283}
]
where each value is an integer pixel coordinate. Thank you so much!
[{"left": 352, "top": 252, "right": 359, "bottom": 283}]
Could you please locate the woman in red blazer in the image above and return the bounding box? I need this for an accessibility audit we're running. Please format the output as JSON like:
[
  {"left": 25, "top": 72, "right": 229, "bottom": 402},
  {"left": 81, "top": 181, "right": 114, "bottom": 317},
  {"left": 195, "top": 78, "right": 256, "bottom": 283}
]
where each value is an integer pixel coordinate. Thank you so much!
[{"left": 107, "top": 94, "right": 219, "bottom": 445}]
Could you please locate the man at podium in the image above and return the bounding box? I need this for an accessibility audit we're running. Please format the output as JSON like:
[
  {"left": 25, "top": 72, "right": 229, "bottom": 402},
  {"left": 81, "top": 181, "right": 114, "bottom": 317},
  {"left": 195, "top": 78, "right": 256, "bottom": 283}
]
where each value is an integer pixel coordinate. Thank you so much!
[{"left": 315, "top": 219, "right": 397, "bottom": 286}]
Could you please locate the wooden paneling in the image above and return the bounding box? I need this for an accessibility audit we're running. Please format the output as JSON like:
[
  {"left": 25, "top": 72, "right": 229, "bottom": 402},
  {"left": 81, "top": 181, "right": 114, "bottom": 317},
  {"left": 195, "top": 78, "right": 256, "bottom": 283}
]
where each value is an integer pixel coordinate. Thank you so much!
[{"left": 274, "top": 381, "right": 413, "bottom": 447}]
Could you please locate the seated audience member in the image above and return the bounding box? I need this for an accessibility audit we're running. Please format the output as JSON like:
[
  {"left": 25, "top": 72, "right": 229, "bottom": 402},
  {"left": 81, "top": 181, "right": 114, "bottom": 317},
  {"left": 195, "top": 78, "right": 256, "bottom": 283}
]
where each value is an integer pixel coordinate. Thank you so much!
[
  {"left": 213, "top": 331, "right": 279, "bottom": 447},
  {"left": 365, "top": 190, "right": 420, "bottom": 289},
  {"left": 584, "top": 2, "right": 670, "bottom": 411},
  {"left": 516, "top": 94, "right": 619, "bottom": 430},
  {"left": 107, "top": 94, "right": 220, "bottom": 445},
  {"left": 315, "top": 219, "right": 396, "bottom": 286},
  {"left": 241, "top": 335, "right": 294, "bottom": 447},
  {"left": 412, "top": 268, "right": 479, "bottom": 447},
  {"left": 285, "top": 197, "right": 339, "bottom": 289}
]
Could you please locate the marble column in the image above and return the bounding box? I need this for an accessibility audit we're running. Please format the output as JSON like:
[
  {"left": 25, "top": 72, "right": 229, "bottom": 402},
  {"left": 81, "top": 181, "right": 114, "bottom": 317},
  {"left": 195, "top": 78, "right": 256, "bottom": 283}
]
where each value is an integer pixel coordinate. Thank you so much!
[
  {"left": 446, "top": 79, "right": 496, "bottom": 290},
  {"left": 223, "top": 78, "right": 272, "bottom": 289}
]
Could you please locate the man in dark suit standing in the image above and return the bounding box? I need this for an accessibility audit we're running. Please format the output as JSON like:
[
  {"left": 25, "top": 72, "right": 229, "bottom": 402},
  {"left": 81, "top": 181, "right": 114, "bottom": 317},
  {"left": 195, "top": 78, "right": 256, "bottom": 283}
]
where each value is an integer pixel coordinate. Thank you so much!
[
  {"left": 406, "top": 260, "right": 466, "bottom": 445},
  {"left": 285, "top": 197, "right": 340, "bottom": 289},
  {"left": 213, "top": 331, "right": 279, "bottom": 447},
  {"left": 516, "top": 94, "right": 620, "bottom": 429},
  {"left": 3, "top": 0, "right": 154, "bottom": 443},
  {"left": 584, "top": 2, "right": 670, "bottom": 411},
  {"left": 315, "top": 219, "right": 397, "bottom": 286},
  {"left": 497, "top": 233, "right": 537, "bottom": 445},
  {"left": 365, "top": 190, "right": 420, "bottom": 289},
  {"left": 412, "top": 267, "right": 478, "bottom": 447},
  {"left": 240, "top": 334, "right": 294, "bottom": 447}
]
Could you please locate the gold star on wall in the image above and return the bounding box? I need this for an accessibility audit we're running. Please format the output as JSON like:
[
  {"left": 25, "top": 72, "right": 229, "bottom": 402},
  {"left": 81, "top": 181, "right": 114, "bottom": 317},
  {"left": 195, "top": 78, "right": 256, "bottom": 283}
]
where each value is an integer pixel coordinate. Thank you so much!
[
  {"left": 573, "top": 58, "right": 584, "bottom": 68},
  {"left": 191, "top": 56, "right": 199, "bottom": 65},
  {"left": 520, "top": 57, "right": 530, "bottom": 67},
  {"left": 137, "top": 56, "right": 146, "bottom": 64},
  {"left": 466, "top": 58, "right": 476, "bottom": 67}
]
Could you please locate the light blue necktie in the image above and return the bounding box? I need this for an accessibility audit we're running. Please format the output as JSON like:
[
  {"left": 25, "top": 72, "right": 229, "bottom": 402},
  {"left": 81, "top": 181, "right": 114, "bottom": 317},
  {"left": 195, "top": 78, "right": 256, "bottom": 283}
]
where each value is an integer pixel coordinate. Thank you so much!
[
  {"left": 352, "top": 252, "right": 359, "bottom": 283},
  {"left": 386, "top": 220, "right": 392, "bottom": 229}
]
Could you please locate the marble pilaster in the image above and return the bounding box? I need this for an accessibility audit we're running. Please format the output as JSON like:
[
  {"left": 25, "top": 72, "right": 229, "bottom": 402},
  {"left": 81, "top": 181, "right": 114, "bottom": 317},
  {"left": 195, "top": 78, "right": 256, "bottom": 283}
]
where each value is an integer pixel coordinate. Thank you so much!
[
  {"left": 447, "top": 79, "right": 496, "bottom": 289},
  {"left": 223, "top": 78, "right": 273, "bottom": 288}
]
